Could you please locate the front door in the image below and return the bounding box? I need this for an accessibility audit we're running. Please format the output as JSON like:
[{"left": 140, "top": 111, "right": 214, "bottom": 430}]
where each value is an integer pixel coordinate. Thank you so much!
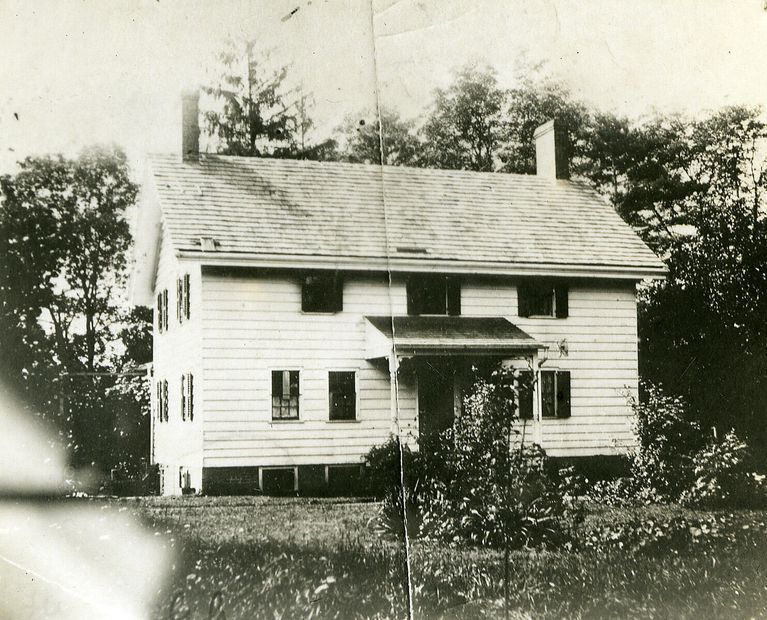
[{"left": 417, "top": 359, "right": 456, "bottom": 436}]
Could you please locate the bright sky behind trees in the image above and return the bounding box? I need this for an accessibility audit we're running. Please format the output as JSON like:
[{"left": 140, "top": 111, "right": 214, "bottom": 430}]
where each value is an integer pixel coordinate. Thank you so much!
[{"left": 0, "top": 0, "right": 765, "bottom": 173}]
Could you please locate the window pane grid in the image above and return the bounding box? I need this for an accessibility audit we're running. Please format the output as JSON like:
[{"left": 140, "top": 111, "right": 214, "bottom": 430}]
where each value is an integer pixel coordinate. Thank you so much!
[{"left": 272, "top": 370, "right": 300, "bottom": 419}]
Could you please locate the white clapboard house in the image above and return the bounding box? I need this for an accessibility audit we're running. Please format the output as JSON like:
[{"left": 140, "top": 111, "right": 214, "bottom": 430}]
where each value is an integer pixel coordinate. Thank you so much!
[{"left": 129, "top": 93, "right": 665, "bottom": 495}]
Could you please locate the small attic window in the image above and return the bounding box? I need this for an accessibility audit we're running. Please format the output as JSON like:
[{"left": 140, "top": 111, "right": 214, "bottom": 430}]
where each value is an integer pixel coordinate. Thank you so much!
[
  {"left": 200, "top": 237, "right": 217, "bottom": 252},
  {"left": 396, "top": 246, "right": 428, "bottom": 254}
]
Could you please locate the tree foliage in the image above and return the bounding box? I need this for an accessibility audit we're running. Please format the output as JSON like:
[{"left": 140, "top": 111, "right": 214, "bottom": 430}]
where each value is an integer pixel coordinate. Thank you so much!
[
  {"left": 203, "top": 37, "right": 335, "bottom": 160},
  {"left": 0, "top": 145, "right": 150, "bottom": 475},
  {"left": 420, "top": 64, "right": 507, "bottom": 172},
  {"left": 336, "top": 107, "right": 420, "bottom": 166}
]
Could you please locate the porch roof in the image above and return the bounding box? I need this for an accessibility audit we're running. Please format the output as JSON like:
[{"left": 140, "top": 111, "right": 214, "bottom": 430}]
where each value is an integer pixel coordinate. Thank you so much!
[{"left": 364, "top": 316, "right": 542, "bottom": 359}]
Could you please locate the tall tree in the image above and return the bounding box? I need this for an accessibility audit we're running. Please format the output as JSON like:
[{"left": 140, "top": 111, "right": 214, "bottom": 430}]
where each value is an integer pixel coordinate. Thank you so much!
[
  {"left": 335, "top": 107, "right": 420, "bottom": 166},
  {"left": 203, "top": 38, "right": 297, "bottom": 156},
  {"left": 0, "top": 145, "right": 141, "bottom": 472},
  {"left": 637, "top": 106, "right": 767, "bottom": 450},
  {"left": 204, "top": 37, "right": 335, "bottom": 160},
  {"left": 420, "top": 64, "right": 506, "bottom": 172}
]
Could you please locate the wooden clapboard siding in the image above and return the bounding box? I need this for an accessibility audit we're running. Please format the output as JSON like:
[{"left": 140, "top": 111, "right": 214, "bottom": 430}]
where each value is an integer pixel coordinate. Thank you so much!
[
  {"left": 151, "top": 225, "right": 204, "bottom": 492},
  {"left": 462, "top": 280, "right": 638, "bottom": 456},
  {"left": 201, "top": 272, "right": 417, "bottom": 468},
  {"left": 199, "top": 271, "right": 638, "bottom": 465}
]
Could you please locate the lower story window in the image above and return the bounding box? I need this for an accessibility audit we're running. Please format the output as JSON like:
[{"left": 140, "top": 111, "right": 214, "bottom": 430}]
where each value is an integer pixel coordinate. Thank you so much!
[
  {"left": 541, "top": 370, "right": 571, "bottom": 419},
  {"left": 272, "top": 370, "right": 300, "bottom": 419},
  {"left": 329, "top": 371, "right": 356, "bottom": 421}
]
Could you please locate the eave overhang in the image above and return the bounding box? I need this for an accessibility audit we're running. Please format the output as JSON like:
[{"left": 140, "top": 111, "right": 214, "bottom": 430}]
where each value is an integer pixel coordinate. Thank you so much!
[{"left": 179, "top": 250, "right": 667, "bottom": 281}]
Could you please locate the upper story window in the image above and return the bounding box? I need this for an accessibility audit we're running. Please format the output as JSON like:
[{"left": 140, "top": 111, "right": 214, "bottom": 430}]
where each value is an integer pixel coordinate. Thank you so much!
[
  {"left": 406, "top": 275, "right": 461, "bottom": 315},
  {"left": 517, "top": 281, "right": 568, "bottom": 318},
  {"left": 302, "top": 271, "right": 343, "bottom": 313},
  {"left": 157, "top": 289, "right": 169, "bottom": 333},
  {"left": 329, "top": 371, "right": 356, "bottom": 421},
  {"left": 177, "top": 274, "right": 190, "bottom": 323},
  {"left": 272, "top": 370, "right": 300, "bottom": 420}
]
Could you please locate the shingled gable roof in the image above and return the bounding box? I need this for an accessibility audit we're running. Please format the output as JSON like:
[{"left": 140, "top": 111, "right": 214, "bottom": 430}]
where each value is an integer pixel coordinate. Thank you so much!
[{"left": 147, "top": 153, "right": 665, "bottom": 277}]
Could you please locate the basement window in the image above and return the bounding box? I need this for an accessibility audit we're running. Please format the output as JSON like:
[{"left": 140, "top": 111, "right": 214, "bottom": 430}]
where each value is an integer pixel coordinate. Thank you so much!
[
  {"left": 302, "top": 271, "right": 343, "bottom": 313},
  {"left": 406, "top": 275, "right": 461, "bottom": 315},
  {"left": 271, "top": 370, "right": 300, "bottom": 420}
]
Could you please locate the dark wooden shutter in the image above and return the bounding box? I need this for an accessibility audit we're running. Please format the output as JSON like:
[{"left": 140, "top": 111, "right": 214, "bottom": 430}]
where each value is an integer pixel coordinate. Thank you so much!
[
  {"left": 162, "top": 380, "right": 168, "bottom": 421},
  {"left": 177, "top": 278, "right": 182, "bottom": 323},
  {"left": 184, "top": 274, "right": 191, "bottom": 320},
  {"left": 188, "top": 373, "right": 194, "bottom": 421},
  {"left": 406, "top": 277, "right": 421, "bottom": 315},
  {"left": 333, "top": 273, "right": 343, "bottom": 312},
  {"left": 518, "top": 370, "right": 534, "bottom": 420},
  {"left": 447, "top": 277, "right": 461, "bottom": 316},
  {"left": 162, "top": 290, "right": 168, "bottom": 331},
  {"left": 157, "top": 293, "right": 163, "bottom": 333},
  {"left": 518, "top": 282, "right": 531, "bottom": 318},
  {"left": 555, "top": 284, "right": 569, "bottom": 318},
  {"left": 556, "top": 371, "right": 571, "bottom": 418},
  {"left": 180, "top": 374, "right": 186, "bottom": 421}
]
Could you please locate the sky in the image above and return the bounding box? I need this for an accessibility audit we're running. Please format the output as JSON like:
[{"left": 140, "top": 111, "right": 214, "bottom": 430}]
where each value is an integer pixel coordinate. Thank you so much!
[{"left": 0, "top": 0, "right": 766, "bottom": 174}]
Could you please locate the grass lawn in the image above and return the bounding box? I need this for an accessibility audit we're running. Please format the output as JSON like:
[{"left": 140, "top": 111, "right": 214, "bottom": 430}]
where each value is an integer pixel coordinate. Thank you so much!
[{"left": 108, "top": 496, "right": 767, "bottom": 619}]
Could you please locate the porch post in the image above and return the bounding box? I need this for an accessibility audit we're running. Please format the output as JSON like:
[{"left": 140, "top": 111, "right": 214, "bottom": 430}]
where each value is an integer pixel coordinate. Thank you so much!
[
  {"left": 388, "top": 348, "right": 401, "bottom": 438},
  {"left": 532, "top": 351, "right": 543, "bottom": 446}
]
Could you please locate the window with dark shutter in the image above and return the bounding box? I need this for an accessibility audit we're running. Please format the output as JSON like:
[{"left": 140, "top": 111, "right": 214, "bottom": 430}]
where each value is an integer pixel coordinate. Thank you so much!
[
  {"left": 518, "top": 370, "right": 534, "bottom": 420},
  {"left": 518, "top": 281, "right": 568, "bottom": 318},
  {"left": 302, "top": 271, "right": 343, "bottom": 313},
  {"left": 272, "top": 370, "right": 300, "bottom": 419},
  {"left": 406, "top": 275, "right": 460, "bottom": 315},
  {"left": 329, "top": 371, "right": 356, "bottom": 421},
  {"left": 540, "top": 370, "right": 572, "bottom": 419}
]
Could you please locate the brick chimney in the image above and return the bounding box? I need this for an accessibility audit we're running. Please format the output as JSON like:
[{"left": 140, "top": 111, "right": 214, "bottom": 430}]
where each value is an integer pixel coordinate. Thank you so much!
[
  {"left": 181, "top": 89, "right": 200, "bottom": 162},
  {"left": 534, "top": 119, "right": 569, "bottom": 180}
]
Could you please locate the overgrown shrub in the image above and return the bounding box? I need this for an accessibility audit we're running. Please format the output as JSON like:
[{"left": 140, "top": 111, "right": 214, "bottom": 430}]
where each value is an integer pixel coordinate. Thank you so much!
[
  {"left": 681, "top": 429, "right": 767, "bottom": 508},
  {"left": 628, "top": 382, "right": 702, "bottom": 501},
  {"left": 369, "top": 365, "right": 584, "bottom": 550},
  {"left": 362, "top": 435, "right": 422, "bottom": 499}
]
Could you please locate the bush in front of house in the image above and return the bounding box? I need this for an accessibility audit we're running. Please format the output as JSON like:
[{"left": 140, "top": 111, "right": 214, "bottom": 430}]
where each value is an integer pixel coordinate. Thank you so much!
[
  {"left": 370, "top": 366, "right": 584, "bottom": 549},
  {"left": 587, "top": 382, "right": 767, "bottom": 509},
  {"left": 681, "top": 429, "right": 767, "bottom": 508},
  {"left": 628, "top": 382, "right": 703, "bottom": 501}
]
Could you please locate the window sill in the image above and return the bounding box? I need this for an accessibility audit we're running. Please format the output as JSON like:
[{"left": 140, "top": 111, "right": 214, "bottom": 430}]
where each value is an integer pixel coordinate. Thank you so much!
[
  {"left": 301, "top": 311, "right": 340, "bottom": 316},
  {"left": 328, "top": 419, "right": 360, "bottom": 424},
  {"left": 270, "top": 419, "right": 303, "bottom": 425}
]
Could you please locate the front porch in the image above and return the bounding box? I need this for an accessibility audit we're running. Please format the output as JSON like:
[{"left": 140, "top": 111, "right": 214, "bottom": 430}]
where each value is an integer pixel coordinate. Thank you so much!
[{"left": 364, "top": 316, "right": 547, "bottom": 440}]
